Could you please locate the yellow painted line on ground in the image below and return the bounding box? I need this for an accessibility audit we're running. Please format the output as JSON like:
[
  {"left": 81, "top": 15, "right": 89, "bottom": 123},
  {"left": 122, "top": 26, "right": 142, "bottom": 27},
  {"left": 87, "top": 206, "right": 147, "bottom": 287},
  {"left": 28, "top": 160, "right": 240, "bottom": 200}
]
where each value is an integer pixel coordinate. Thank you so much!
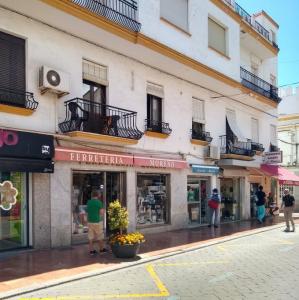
[
  {"left": 216, "top": 245, "right": 227, "bottom": 252},
  {"left": 19, "top": 264, "right": 169, "bottom": 300},
  {"left": 155, "top": 260, "right": 229, "bottom": 266}
]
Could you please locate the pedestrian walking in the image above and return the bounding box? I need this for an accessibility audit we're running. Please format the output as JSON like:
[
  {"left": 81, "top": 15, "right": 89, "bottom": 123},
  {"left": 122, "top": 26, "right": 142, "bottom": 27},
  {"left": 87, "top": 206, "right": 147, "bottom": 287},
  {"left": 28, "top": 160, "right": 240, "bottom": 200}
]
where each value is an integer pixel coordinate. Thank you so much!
[
  {"left": 208, "top": 188, "right": 221, "bottom": 228},
  {"left": 255, "top": 185, "right": 266, "bottom": 223},
  {"left": 281, "top": 189, "right": 296, "bottom": 232},
  {"left": 86, "top": 190, "right": 107, "bottom": 255}
]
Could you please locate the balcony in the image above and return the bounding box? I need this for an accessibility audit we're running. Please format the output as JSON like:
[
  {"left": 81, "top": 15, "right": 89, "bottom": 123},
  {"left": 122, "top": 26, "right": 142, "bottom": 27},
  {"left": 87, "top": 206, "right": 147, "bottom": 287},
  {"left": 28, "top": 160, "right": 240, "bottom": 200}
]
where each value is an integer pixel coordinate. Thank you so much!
[
  {"left": 72, "top": 0, "right": 141, "bottom": 32},
  {"left": 0, "top": 87, "right": 38, "bottom": 115},
  {"left": 240, "top": 67, "right": 281, "bottom": 103},
  {"left": 144, "top": 119, "right": 172, "bottom": 138},
  {"left": 59, "top": 98, "right": 143, "bottom": 144},
  {"left": 220, "top": 135, "right": 255, "bottom": 160},
  {"left": 251, "top": 142, "right": 265, "bottom": 154},
  {"left": 222, "top": 0, "right": 274, "bottom": 45},
  {"left": 191, "top": 130, "right": 213, "bottom": 146}
]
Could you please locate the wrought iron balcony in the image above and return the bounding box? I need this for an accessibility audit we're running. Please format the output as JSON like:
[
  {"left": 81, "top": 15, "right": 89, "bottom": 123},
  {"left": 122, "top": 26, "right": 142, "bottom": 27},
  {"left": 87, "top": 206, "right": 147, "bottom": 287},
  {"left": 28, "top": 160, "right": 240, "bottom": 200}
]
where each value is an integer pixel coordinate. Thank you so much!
[
  {"left": 59, "top": 98, "right": 143, "bottom": 140},
  {"left": 272, "top": 41, "right": 279, "bottom": 50},
  {"left": 145, "top": 119, "right": 172, "bottom": 135},
  {"left": 254, "top": 20, "right": 270, "bottom": 41},
  {"left": 192, "top": 130, "right": 213, "bottom": 143},
  {"left": 0, "top": 87, "right": 38, "bottom": 110},
  {"left": 270, "top": 143, "right": 279, "bottom": 152},
  {"left": 240, "top": 67, "right": 281, "bottom": 103},
  {"left": 72, "top": 0, "right": 141, "bottom": 32},
  {"left": 222, "top": 1, "right": 276, "bottom": 45},
  {"left": 251, "top": 142, "right": 265, "bottom": 153},
  {"left": 220, "top": 135, "right": 255, "bottom": 157}
]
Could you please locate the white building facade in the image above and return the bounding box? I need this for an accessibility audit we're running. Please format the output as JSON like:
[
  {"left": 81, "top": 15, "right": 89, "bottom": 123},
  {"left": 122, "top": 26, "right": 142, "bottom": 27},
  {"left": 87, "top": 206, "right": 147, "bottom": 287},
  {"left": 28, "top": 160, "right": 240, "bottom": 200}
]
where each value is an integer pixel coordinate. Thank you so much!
[{"left": 0, "top": 0, "right": 280, "bottom": 250}]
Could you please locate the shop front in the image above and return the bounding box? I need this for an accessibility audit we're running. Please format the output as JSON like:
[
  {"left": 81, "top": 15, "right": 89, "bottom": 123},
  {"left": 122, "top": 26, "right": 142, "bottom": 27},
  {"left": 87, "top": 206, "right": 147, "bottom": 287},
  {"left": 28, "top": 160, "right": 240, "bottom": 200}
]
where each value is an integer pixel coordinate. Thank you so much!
[
  {"left": 0, "top": 129, "right": 54, "bottom": 251},
  {"left": 54, "top": 146, "right": 187, "bottom": 246},
  {"left": 186, "top": 165, "right": 219, "bottom": 226}
]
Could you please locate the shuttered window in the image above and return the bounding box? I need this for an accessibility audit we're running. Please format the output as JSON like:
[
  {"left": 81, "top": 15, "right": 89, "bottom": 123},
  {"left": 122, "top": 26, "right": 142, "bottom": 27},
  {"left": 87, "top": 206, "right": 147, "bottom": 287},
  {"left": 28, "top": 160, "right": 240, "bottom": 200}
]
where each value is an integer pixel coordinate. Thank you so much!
[
  {"left": 192, "top": 98, "right": 205, "bottom": 124},
  {"left": 0, "top": 31, "right": 26, "bottom": 106},
  {"left": 160, "top": 0, "right": 189, "bottom": 32},
  {"left": 270, "top": 125, "right": 277, "bottom": 145},
  {"left": 208, "top": 18, "right": 227, "bottom": 55},
  {"left": 82, "top": 59, "right": 108, "bottom": 86},
  {"left": 251, "top": 118, "right": 259, "bottom": 142}
]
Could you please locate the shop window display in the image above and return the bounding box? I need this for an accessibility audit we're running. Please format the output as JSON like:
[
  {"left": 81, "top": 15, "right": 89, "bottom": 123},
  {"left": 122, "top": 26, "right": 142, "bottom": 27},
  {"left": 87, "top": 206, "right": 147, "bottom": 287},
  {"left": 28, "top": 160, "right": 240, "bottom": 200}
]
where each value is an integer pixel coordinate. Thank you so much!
[
  {"left": 137, "top": 174, "right": 169, "bottom": 226},
  {"left": 220, "top": 178, "right": 241, "bottom": 222},
  {"left": 0, "top": 172, "right": 28, "bottom": 251}
]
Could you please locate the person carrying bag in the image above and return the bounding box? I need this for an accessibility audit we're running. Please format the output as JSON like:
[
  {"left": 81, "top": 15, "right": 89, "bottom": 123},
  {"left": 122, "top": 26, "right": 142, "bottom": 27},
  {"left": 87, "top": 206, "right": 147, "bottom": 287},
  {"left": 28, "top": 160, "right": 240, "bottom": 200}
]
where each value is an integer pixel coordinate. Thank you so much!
[{"left": 208, "top": 188, "right": 221, "bottom": 228}]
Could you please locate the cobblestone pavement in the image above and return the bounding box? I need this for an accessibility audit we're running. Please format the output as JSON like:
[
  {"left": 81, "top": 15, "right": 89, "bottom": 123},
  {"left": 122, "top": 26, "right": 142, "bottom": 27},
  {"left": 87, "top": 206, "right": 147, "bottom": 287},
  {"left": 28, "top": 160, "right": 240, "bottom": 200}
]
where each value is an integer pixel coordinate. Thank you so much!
[{"left": 8, "top": 227, "right": 299, "bottom": 300}]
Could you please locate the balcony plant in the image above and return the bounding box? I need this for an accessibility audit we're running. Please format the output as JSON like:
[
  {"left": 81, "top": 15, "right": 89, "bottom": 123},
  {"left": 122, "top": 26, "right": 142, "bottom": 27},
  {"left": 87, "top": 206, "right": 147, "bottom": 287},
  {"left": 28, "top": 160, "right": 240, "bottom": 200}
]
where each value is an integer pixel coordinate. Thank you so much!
[{"left": 108, "top": 200, "right": 145, "bottom": 258}]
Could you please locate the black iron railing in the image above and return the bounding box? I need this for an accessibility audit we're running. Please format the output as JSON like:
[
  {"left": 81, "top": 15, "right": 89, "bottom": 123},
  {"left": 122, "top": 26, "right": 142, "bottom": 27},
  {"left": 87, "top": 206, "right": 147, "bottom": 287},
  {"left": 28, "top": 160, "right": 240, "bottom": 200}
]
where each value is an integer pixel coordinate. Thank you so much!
[
  {"left": 272, "top": 41, "right": 279, "bottom": 49},
  {"left": 72, "top": 0, "right": 141, "bottom": 32},
  {"left": 234, "top": 3, "right": 251, "bottom": 24},
  {"left": 254, "top": 20, "right": 270, "bottom": 41},
  {"left": 0, "top": 87, "right": 38, "bottom": 110},
  {"left": 59, "top": 98, "right": 143, "bottom": 140},
  {"left": 145, "top": 119, "right": 172, "bottom": 135},
  {"left": 270, "top": 143, "right": 279, "bottom": 152},
  {"left": 222, "top": 1, "right": 276, "bottom": 45},
  {"left": 240, "top": 67, "right": 281, "bottom": 103},
  {"left": 220, "top": 135, "right": 255, "bottom": 157},
  {"left": 251, "top": 142, "right": 265, "bottom": 152},
  {"left": 192, "top": 130, "right": 213, "bottom": 143}
]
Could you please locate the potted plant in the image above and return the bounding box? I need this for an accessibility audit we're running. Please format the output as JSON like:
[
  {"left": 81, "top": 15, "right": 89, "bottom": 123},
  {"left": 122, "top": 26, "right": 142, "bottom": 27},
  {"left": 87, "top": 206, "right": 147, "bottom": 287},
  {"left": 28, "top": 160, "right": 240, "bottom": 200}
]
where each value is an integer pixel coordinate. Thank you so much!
[{"left": 108, "top": 200, "right": 145, "bottom": 258}]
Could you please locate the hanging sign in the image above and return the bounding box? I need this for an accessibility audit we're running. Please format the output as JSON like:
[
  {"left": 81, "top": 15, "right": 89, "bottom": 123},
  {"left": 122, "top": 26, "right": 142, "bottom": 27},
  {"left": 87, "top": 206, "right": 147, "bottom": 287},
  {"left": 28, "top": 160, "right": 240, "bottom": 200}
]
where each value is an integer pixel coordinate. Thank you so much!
[
  {"left": 263, "top": 151, "right": 282, "bottom": 164},
  {"left": 0, "top": 181, "right": 18, "bottom": 211}
]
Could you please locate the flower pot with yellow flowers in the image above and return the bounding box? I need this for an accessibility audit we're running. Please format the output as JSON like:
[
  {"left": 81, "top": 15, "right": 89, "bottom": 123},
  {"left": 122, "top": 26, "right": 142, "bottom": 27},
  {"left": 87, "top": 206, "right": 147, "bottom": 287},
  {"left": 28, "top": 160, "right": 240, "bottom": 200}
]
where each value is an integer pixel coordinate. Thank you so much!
[{"left": 108, "top": 200, "right": 145, "bottom": 259}]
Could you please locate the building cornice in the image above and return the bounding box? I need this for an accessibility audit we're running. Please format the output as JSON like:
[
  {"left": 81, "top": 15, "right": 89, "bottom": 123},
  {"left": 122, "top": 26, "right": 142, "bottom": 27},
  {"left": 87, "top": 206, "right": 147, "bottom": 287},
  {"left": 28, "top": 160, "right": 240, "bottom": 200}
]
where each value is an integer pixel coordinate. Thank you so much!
[
  {"left": 210, "top": 0, "right": 278, "bottom": 55},
  {"left": 278, "top": 114, "right": 299, "bottom": 122},
  {"left": 40, "top": 0, "right": 278, "bottom": 108}
]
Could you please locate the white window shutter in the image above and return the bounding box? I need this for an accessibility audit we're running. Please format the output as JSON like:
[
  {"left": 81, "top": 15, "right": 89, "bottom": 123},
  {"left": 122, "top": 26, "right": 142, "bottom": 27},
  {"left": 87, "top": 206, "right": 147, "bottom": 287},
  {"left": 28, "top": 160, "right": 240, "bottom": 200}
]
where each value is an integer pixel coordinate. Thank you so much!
[
  {"left": 251, "top": 118, "right": 259, "bottom": 142},
  {"left": 192, "top": 98, "right": 205, "bottom": 123},
  {"left": 82, "top": 59, "right": 108, "bottom": 86}
]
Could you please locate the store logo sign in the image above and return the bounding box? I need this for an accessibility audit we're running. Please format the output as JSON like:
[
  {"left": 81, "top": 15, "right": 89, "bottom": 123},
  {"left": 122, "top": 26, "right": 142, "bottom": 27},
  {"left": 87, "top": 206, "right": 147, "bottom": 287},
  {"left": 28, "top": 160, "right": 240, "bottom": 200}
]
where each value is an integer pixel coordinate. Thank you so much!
[
  {"left": 0, "top": 181, "right": 18, "bottom": 211},
  {"left": 0, "top": 130, "right": 19, "bottom": 148}
]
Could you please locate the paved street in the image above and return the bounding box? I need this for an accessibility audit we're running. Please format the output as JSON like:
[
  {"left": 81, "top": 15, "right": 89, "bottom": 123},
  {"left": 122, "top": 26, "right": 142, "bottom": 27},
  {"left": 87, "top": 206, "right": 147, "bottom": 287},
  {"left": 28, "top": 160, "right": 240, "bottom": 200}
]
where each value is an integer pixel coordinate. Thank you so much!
[{"left": 8, "top": 227, "right": 299, "bottom": 300}]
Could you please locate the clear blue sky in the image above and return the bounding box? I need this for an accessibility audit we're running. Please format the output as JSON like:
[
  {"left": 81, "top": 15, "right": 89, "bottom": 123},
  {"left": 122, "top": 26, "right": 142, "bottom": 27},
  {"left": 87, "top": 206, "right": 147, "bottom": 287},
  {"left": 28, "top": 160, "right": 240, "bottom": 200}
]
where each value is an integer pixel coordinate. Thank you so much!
[{"left": 237, "top": 0, "right": 299, "bottom": 87}]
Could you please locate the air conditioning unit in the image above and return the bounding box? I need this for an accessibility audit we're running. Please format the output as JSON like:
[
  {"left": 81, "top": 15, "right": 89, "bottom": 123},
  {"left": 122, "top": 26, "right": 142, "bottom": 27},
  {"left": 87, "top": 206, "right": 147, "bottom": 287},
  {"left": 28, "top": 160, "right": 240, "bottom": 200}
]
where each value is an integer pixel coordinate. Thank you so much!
[
  {"left": 206, "top": 145, "right": 220, "bottom": 160},
  {"left": 39, "top": 66, "right": 70, "bottom": 97}
]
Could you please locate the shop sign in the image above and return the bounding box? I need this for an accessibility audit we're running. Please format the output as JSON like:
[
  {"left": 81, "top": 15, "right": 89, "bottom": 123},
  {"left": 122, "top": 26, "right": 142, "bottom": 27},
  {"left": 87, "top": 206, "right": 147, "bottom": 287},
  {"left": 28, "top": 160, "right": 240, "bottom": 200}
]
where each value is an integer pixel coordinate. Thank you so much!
[
  {"left": 0, "top": 128, "right": 54, "bottom": 159},
  {"left": 134, "top": 156, "right": 188, "bottom": 169},
  {"left": 0, "top": 181, "right": 18, "bottom": 211},
  {"left": 55, "top": 147, "right": 134, "bottom": 166},
  {"left": 263, "top": 151, "right": 282, "bottom": 164},
  {"left": 192, "top": 165, "right": 220, "bottom": 174}
]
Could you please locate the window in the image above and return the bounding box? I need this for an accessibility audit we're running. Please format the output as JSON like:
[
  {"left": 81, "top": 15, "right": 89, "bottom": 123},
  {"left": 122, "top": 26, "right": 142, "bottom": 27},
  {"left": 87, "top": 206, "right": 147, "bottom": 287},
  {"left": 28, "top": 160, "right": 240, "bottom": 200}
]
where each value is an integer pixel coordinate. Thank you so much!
[
  {"left": 208, "top": 18, "right": 227, "bottom": 56},
  {"left": 271, "top": 30, "right": 276, "bottom": 43},
  {"left": 136, "top": 174, "right": 170, "bottom": 227},
  {"left": 81, "top": 60, "right": 107, "bottom": 133},
  {"left": 251, "top": 118, "right": 259, "bottom": 142},
  {"left": 192, "top": 98, "right": 205, "bottom": 140},
  {"left": 270, "top": 125, "right": 277, "bottom": 146},
  {"left": 270, "top": 74, "right": 277, "bottom": 86},
  {"left": 0, "top": 31, "right": 25, "bottom": 107},
  {"left": 160, "top": 0, "right": 188, "bottom": 32},
  {"left": 146, "top": 82, "right": 164, "bottom": 133}
]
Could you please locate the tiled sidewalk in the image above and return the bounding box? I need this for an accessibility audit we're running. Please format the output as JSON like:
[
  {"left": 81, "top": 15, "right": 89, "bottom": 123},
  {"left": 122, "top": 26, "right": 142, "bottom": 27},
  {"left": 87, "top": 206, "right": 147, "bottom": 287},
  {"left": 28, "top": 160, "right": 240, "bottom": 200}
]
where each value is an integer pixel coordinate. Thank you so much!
[{"left": 0, "top": 216, "right": 296, "bottom": 297}]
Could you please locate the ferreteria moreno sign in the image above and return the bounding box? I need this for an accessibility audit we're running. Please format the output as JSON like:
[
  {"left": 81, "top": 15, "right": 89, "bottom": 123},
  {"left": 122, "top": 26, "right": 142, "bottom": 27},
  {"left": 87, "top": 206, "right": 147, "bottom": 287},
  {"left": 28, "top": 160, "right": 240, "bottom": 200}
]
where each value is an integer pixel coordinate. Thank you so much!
[{"left": 55, "top": 147, "right": 187, "bottom": 169}]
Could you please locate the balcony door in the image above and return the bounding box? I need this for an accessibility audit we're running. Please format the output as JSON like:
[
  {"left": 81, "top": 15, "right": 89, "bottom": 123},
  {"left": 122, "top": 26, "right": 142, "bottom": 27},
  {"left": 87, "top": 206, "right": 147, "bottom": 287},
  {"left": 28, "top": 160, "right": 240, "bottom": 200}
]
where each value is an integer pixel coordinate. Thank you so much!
[
  {"left": 82, "top": 79, "right": 106, "bottom": 134},
  {"left": 147, "top": 94, "right": 162, "bottom": 132}
]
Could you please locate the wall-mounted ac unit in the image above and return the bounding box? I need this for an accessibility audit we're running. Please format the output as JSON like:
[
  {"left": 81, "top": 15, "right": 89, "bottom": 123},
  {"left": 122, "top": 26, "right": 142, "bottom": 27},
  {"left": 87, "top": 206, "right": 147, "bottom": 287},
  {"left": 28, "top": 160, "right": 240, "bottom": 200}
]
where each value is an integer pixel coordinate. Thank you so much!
[
  {"left": 206, "top": 145, "right": 220, "bottom": 160},
  {"left": 39, "top": 66, "right": 70, "bottom": 97}
]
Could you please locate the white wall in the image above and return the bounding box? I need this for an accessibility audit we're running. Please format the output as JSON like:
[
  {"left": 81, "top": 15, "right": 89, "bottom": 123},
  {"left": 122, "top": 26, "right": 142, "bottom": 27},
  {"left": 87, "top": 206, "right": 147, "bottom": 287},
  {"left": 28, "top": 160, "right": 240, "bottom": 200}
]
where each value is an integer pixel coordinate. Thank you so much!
[{"left": 139, "top": 0, "right": 241, "bottom": 81}]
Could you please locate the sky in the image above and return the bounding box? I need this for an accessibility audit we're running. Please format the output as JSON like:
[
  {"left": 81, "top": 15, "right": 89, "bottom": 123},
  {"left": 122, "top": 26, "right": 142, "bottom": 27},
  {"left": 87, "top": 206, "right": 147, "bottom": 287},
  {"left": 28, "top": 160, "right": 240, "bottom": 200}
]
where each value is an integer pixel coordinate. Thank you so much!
[{"left": 237, "top": 0, "right": 299, "bottom": 87}]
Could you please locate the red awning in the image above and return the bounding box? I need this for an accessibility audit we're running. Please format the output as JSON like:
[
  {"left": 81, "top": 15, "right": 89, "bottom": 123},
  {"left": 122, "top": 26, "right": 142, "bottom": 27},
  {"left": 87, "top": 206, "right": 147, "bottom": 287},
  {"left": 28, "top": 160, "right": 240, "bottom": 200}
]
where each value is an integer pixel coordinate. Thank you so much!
[{"left": 261, "top": 164, "right": 299, "bottom": 186}]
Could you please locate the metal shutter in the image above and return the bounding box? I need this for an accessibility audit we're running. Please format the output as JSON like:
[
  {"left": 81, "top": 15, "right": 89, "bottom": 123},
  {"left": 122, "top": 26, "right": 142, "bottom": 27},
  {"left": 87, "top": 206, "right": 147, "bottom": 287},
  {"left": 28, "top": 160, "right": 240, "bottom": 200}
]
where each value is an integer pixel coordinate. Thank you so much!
[{"left": 0, "top": 31, "right": 25, "bottom": 106}]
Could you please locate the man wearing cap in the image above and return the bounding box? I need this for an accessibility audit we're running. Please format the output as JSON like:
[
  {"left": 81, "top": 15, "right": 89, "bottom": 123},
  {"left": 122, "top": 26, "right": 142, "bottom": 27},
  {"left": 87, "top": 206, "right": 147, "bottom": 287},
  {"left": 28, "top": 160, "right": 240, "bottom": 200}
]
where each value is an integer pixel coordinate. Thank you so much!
[{"left": 281, "top": 189, "right": 296, "bottom": 232}]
